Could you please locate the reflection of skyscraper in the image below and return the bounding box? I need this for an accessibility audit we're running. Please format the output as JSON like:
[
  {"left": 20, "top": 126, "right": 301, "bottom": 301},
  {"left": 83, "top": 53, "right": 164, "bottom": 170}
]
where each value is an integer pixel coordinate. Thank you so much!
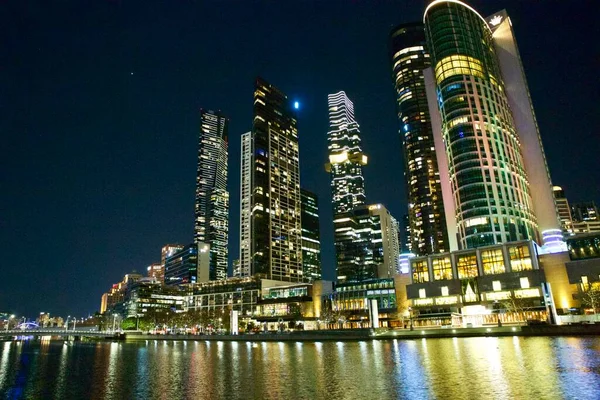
[
  {"left": 389, "top": 23, "right": 449, "bottom": 256},
  {"left": 423, "top": 1, "right": 565, "bottom": 252},
  {"left": 300, "top": 189, "right": 321, "bottom": 282},
  {"left": 248, "top": 77, "right": 303, "bottom": 282},
  {"left": 195, "top": 110, "right": 229, "bottom": 280}
]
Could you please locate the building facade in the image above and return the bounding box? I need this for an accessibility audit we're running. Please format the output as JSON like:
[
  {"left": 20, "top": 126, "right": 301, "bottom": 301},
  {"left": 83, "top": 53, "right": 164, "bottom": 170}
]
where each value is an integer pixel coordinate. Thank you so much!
[
  {"left": 423, "top": 1, "right": 565, "bottom": 253},
  {"left": 553, "top": 186, "right": 574, "bottom": 235},
  {"left": 147, "top": 263, "right": 164, "bottom": 283},
  {"left": 407, "top": 241, "right": 549, "bottom": 326},
  {"left": 164, "top": 243, "right": 210, "bottom": 286},
  {"left": 195, "top": 109, "right": 229, "bottom": 281},
  {"left": 389, "top": 22, "right": 449, "bottom": 256},
  {"left": 247, "top": 78, "right": 303, "bottom": 282},
  {"left": 300, "top": 188, "right": 322, "bottom": 282},
  {"left": 239, "top": 131, "right": 252, "bottom": 278},
  {"left": 326, "top": 91, "right": 367, "bottom": 215}
]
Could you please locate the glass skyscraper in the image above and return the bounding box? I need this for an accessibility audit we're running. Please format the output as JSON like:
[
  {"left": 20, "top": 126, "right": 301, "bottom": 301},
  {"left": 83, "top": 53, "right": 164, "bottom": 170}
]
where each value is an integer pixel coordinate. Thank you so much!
[
  {"left": 326, "top": 91, "right": 367, "bottom": 215},
  {"left": 389, "top": 23, "right": 449, "bottom": 256},
  {"left": 195, "top": 109, "right": 229, "bottom": 281},
  {"left": 423, "top": 0, "right": 555, "bottom": 250},
  {"left": 242, "top": 77, "right": 303, "bottom": 282},
  {"left": 300, "top": 188, "right": 322, "bottom": 282}
]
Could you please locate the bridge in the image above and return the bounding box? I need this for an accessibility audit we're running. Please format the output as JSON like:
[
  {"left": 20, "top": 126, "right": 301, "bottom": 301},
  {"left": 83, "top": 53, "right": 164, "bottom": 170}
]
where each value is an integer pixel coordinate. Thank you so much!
[{"left": 1, "top": 329, "right": 123, "bottom": 340}]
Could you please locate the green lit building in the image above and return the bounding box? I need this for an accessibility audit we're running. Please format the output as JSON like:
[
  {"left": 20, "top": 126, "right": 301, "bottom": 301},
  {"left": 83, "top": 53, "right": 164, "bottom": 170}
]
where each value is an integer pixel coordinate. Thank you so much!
[{"left": 423, "top": 1, "right": 565, "bottom": 253}]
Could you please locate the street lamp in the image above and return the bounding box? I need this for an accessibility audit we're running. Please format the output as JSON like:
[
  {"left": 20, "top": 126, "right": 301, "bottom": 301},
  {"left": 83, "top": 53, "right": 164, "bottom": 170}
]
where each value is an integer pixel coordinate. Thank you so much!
[{"left": 5, "top": 315, "right": 15, "bottom": 332}]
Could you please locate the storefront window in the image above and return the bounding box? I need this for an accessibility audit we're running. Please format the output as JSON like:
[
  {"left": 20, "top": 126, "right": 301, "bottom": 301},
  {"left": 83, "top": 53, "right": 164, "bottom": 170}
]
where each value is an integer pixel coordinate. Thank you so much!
[
  {"left": 412, "top": 260, "right": 429, "bottom": 283},
  {"left": 481, "top": 248, "right": 505, "bottom": 275},
  {"left": 456, "top": 253, "right": 478, "bottom": 279},
  {"left": 432, "top": 257, "right": 453, "bottom": 280},
  {"left": 509, "top": 245, "right": 532, "bottom": 271}
]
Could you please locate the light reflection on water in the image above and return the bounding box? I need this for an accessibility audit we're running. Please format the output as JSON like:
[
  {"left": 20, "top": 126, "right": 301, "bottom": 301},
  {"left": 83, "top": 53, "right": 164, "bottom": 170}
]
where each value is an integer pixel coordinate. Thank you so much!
[{"left": 0, "top": 337, "right": 599, "bottom": 399}]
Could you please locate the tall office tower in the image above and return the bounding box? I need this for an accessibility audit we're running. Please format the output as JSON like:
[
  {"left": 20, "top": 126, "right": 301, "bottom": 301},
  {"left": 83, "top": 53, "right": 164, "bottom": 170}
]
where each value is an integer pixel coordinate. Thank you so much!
[
  {"left": 195, "top": 109, "right": 229, "bottom": 281},
  {"left": 422, "top": 1, "right": 565, "bottom": 252},
  {"left": 239, "top": 131, "right": 252, "bottom": 278},
  {"left": 389, "top": 23, "right": 449, "bottom": 255},
  {"left": 552, "top": 186, "right": 574, "bottom": 235},
  {"left": 325, "top": 91, "right": 370, "bottom": 282},
  {"left": 326, "top": 91, "right": 367, "bottom": 215},
  {"left": 249, "top": 77, "right": 303, "bottom": 282},
  {"left": 334, "top": 204, "right": 400, "bottom": 282},
  {"left": 369, "top": 204, "right": 401, "bottom": 279},
  {"left": 300, "top": 189, "right": 322, "bottom": 282}
]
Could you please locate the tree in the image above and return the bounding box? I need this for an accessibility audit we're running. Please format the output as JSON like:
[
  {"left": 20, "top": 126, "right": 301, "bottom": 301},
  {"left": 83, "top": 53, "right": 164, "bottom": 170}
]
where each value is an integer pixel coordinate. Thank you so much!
[
  {"left": 580, "top": 282, "right": 600, "bottom": 319},
  {"left": 501, "top": 293, "right": 528, "bottom": 322}
]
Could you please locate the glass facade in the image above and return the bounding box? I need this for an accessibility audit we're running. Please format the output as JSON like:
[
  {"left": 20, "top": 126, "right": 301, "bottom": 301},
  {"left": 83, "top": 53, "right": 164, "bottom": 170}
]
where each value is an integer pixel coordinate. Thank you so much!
[
  {"left": 300, "top": 189, "right": 322, "bottom": 282},
  {"left": 424, "top": 1, "right": 538, "bottom": 249},
  {"left": 164, "top": 244, "right": 199, "bottom": 286},
  {"left": 432, "top": 256, "right": 453, "bottom": 280},
  {"left": 334, "top": 205, "right": 383, "bottom": 283},
  {"left": 481, "top": 248, "right": 505, "bottom": 275},
  {"left": 389, "top": 23, "right": 449, "bottom": 256},
  {"left": 331, "top": 279, "right": 397, "bottom": 311},
  {"left": 195, "top": 110, "right": 229, "bottom": 281}
]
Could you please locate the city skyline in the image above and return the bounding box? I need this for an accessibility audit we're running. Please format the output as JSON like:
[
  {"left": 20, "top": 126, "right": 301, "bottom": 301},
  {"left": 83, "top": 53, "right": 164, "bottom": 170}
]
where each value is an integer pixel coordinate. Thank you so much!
[{"left": 1, "top": 0, "right": 598, "bottom": 317}]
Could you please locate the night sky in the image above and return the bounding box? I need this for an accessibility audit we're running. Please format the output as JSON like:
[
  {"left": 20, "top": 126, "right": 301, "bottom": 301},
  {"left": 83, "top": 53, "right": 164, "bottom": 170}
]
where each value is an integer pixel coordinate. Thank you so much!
[{"left": 1, "top": 1, "right": 597, "bottom": 318}]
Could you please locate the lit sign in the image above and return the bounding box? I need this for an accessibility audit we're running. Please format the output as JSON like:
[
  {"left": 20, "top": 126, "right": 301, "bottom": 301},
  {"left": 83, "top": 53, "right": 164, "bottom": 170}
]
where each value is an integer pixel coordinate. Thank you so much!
[{"left": 489, "top": 15, "right": 503, "bottom": 26}]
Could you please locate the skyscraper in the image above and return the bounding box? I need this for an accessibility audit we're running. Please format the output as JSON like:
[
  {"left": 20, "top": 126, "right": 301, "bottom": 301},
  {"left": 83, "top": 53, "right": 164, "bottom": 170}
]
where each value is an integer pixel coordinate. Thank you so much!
[
  {"left": 300, "top": 188, "right": 322, "bottom": 282},
  {"left": 422, "top": 0, "right": 565, "bottom": 252},
  {"left": 326, "top": 91, "right": 367, "bottom": 215},
  {"left": 195, "top": 109, "right": 229, "bottom": 281},
  {"left": 389, "top": 23, "right": 449, "bottom": 256},
  {"left": 325, "top": 91, "right": 371, "bottom": 282},
  {"left": 368, "top": 204, "right": 401, "bottom": 279},
  {"left": 245, "top": 77, "right": 303, "bottom": 282},
  {"left": 333, "top": 204, "right": 401, "bottom": 282},
  {"left": 239, "top": 131, "right": 252, "bottom": 278}
]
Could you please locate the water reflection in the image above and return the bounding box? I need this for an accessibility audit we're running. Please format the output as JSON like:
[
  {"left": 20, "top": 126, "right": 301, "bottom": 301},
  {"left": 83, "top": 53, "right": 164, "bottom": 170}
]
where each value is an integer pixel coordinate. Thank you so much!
[{"left": 0, "top": 337, "right": 599, "bottom": 399}]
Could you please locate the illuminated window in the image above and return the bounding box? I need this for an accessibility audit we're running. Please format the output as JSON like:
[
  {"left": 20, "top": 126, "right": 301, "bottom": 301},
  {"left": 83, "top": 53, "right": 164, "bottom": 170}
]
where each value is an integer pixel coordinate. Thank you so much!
[
  {"left": 441, "top": 286, "right": 449, "bottom": 297},
  {"left": 435, "top": 55, "right": 485, "bottom": 83},
  {"left": 520, "top": 277, "right": 530, "bottom": 289},
  {"left": 419, "top": 288, "right": 426, "bottom": 299},
  {"left": 432, "top": 257, "right": 453, "bottom": 280},
  {"left": 481, "top": 249, "right": 505, "bottom": 275},
  {"left": 456, "top": 253, "right": 478, "bottom": 279},
  {"left": 509, "top": 245, "right": 532, "bottom": 271},
  {"left": 412, "top": 260, "right": 429, "bottom": 283},
  {"left": 492, "top": 281, "right": 502, "bottom": 291}
]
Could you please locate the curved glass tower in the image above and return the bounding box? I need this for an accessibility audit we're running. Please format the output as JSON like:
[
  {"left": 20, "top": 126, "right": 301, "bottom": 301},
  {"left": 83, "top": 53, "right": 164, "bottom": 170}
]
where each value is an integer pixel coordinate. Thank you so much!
[
  {"left": 424, "top": 0, "right": 538, "bottom": 249},
  {"left": 390, "top": 23, "right": 449, "bottom": 255}
]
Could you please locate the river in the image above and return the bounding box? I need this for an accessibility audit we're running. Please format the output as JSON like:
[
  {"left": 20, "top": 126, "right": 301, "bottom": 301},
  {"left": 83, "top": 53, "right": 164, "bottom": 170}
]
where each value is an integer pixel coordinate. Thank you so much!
[{"left": 1, "top": 336, "right": 599, "bottom": 399}]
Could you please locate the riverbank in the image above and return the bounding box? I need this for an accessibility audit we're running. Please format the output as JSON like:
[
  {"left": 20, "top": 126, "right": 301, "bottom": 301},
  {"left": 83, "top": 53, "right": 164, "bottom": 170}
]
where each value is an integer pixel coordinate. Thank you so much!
[{"left": 122, "top": 324, "right": 600, "bottom": 342}]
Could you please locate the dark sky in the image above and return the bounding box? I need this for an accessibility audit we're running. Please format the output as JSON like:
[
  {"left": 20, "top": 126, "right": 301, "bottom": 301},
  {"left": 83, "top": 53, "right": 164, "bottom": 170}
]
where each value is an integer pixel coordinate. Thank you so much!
[{"left": 1, "top": 1, "right": 597, "bottom": 318}]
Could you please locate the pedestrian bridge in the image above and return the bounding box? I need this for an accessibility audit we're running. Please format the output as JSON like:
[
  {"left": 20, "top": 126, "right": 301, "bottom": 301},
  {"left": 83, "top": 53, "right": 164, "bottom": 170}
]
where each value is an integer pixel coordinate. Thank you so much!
[{"left": 2, "top": 329, "right": 121, "bottom": 339}]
